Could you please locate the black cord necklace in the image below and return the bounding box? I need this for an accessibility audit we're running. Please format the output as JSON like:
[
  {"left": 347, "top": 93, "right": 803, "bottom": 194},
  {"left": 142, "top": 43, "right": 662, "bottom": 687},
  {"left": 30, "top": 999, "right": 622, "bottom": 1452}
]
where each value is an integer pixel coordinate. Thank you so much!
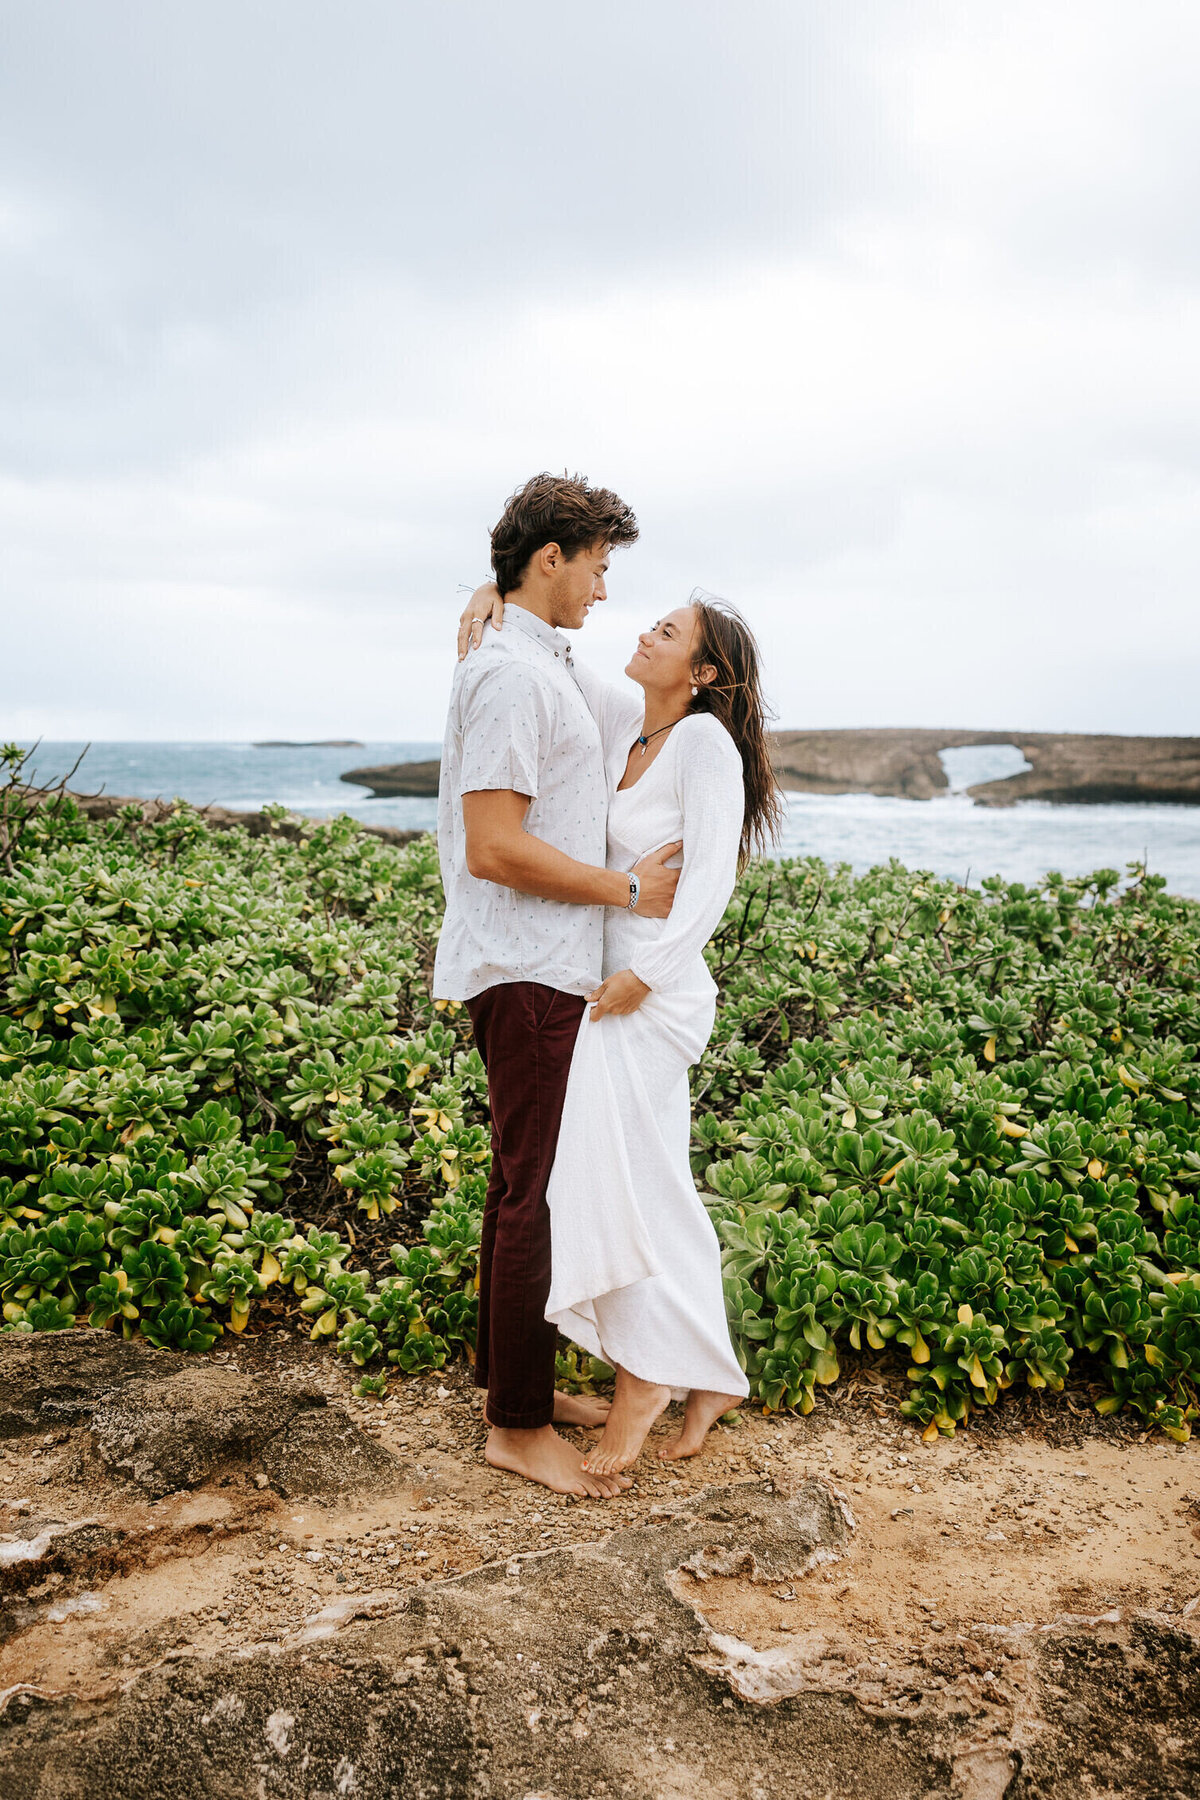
[{"left": 636, "top": 717, "right": 687, "bottom": 757}]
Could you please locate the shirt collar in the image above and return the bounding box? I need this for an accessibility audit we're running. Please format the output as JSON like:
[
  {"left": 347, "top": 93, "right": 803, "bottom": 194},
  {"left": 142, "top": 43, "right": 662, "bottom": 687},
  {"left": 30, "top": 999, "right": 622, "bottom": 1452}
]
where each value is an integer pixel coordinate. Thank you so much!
[{"left": 505, "top": 602, "right": 573, "bottom": 662}]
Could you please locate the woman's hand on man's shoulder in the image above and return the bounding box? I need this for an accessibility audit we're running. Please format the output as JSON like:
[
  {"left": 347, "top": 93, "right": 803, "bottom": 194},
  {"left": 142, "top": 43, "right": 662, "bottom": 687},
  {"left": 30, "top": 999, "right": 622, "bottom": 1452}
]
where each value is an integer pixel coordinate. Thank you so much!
[{"left": 457, "top": 582, "right": 504, "bottom": 660}]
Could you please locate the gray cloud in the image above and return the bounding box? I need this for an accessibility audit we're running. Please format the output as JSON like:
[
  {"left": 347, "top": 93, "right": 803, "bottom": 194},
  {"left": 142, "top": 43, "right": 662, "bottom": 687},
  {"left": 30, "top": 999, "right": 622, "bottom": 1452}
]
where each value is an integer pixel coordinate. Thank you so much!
[{"left": 3, "top": 0, "right": 1199, "bottom": 740}]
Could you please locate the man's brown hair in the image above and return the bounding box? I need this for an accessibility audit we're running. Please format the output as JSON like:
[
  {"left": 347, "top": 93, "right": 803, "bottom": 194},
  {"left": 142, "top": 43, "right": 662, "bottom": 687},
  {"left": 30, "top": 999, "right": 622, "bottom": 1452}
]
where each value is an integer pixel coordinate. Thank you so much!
[{"left": 490, "top": 472, "right": 639, "bottom": 596}]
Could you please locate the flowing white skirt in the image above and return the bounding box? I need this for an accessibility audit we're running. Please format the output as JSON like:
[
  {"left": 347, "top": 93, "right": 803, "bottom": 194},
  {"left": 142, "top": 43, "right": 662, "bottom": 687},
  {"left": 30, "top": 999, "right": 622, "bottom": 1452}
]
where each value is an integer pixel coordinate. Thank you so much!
[{"left": 544, "top": 942, "right": 748, "bottom": 1401}]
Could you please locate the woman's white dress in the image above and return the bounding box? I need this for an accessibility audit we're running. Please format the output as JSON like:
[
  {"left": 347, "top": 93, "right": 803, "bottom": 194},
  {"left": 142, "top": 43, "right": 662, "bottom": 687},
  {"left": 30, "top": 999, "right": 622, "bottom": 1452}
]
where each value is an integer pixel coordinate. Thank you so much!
[{"left": 544, "top": 664, "right": 750, "bottom": 1400}]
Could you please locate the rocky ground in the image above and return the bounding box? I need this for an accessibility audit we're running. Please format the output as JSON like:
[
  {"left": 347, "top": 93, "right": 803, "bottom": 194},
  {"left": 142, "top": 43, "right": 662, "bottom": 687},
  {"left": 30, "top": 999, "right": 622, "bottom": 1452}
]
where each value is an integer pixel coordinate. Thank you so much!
[{"left": 1, "top": 1330, "right": 1198, "bottom": 1799}]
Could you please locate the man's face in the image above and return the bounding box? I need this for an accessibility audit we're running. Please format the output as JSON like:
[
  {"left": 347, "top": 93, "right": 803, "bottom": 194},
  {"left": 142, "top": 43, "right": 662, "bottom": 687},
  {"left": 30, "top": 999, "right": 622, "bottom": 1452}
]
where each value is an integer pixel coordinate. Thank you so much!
[{"left": 547, "top": 541, "right": 610, "bottom": 631}]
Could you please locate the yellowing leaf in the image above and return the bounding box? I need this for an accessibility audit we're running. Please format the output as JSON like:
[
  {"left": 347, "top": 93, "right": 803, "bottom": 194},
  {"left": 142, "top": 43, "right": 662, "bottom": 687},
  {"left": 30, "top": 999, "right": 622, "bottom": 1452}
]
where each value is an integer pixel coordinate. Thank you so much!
[
  {"left": 957, "top": 1303, "right": 973, "bottom": 1325},
  {"left": 922, "top": 1419, "right": 940, "bottom": 1444},
  {"left": 260, "top": 1251, "right": 281, "bottom": 1286},
  {"left": 983, "top": 1035, "right": 997, "bottom": 1063},
  {"left": 1087, "top": 1159, "right": 1104, "bottom": 1178},
  {"left": 997, "top": 1116, "right": 1027, "bottom": 1138}
]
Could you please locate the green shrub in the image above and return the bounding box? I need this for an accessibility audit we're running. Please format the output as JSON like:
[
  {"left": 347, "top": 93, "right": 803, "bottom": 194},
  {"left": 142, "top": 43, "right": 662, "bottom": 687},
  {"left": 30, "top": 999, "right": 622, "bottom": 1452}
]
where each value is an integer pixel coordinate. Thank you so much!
[{"left": 2, "top": 742, "right": 1199, "bottom": 1441}]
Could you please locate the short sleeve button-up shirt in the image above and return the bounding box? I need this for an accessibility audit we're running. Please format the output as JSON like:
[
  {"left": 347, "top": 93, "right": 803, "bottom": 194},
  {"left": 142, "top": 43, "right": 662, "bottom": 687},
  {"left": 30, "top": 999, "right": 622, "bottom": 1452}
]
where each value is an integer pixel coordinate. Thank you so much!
[{"left": 432, "top": 604, "right": 608, "bottom": 1002}]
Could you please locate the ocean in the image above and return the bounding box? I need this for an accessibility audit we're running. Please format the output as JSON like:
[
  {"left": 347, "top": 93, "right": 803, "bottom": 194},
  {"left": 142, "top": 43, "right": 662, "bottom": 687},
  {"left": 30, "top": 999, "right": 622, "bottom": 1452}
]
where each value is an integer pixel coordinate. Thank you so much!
[{"left": 17, "top": 740, "right": 1200, "bottom": 900}]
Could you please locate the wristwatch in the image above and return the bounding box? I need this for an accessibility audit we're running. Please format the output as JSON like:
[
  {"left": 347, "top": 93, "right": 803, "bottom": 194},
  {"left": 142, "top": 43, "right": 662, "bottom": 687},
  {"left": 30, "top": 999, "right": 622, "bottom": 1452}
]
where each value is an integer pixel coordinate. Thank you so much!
[{"left": 626, "top": 872, "right": 640, "bottom": 910}]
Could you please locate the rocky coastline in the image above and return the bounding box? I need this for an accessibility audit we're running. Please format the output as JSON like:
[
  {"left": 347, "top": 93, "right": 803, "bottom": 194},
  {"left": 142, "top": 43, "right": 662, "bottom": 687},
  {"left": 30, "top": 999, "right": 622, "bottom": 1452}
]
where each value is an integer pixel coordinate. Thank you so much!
[{"left": 341, "top": 729, "right": 1200, "bottom": 806}]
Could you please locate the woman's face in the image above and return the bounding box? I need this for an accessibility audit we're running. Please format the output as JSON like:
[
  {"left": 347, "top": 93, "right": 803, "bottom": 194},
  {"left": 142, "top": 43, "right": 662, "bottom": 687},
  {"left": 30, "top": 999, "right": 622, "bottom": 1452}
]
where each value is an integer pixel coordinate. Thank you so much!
[{"left": 624, "top": 605, "right": 701, "bottom": 695}]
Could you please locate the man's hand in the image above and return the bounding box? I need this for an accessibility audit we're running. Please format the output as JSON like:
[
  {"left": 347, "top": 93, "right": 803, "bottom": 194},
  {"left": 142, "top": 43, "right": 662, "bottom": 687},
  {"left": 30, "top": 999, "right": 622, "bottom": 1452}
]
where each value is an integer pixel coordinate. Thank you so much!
[
  {"left": 631, "top": 842, "right": 683, "bottom": 918},
  {"left": 457, "top": 582, "right": 504, "bottom": 660},
  {"left": 588, "top": 969, "right": 650, "bottom": 1021}
]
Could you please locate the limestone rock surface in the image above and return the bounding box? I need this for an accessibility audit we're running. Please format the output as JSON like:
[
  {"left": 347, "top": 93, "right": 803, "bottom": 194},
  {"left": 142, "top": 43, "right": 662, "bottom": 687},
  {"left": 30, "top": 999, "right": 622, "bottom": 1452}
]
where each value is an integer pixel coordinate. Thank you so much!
[{"left": 0, "top": 1329, "right": 401, "bottom": 1501}]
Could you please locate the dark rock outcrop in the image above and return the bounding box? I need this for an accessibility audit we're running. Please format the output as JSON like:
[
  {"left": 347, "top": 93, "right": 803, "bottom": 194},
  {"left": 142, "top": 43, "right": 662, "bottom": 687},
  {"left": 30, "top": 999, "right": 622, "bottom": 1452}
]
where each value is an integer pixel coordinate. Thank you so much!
[
  {"left": 771, "top": 729, "right": 1200, "bottom": 806},
  {"left": 86, "top": 1364, "right": 307, "bottom": 1499},
  {"left": 346, "top": 731, "right": 1200, "bottom": 806},
  {"left": 341, "top": 758, "right": 441, "bottom": 798},
  {"left": 0, "top": 1330, "right": 401, "bottom": 1500},
  {"left": 257, "top": 1405, "right": 403, "bottom": 1499},
  {"left": 0, "top": 1331, "right": 187, "bottom": 1439},
  {"left": 965, "top": 731, "right": 1200, "bottom": 807}
]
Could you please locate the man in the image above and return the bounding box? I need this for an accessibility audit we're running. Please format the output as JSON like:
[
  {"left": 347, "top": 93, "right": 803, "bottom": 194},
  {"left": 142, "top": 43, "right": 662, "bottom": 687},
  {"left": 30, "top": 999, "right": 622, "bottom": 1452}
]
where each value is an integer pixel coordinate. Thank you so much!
[{"left": 433, "top": 472, "right": 681, "bottom": 1499}]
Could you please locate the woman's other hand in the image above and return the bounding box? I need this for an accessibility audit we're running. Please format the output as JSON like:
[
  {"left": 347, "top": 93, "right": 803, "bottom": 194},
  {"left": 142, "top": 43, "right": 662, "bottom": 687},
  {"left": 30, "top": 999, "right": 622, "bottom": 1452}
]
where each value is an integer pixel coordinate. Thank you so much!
[
  {"left": 588, "top": 969, "right": 651, "bottom": 1021},
  {"left": 457, "top": 581, "right": 504, "bottom": 660}
]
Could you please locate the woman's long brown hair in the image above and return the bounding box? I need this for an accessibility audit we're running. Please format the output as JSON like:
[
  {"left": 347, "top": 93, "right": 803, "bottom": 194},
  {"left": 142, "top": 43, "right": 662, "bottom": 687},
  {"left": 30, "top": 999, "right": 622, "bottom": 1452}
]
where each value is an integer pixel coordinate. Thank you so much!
[{"left": 686, "top": 592, "right": 785, "bottom": 868}]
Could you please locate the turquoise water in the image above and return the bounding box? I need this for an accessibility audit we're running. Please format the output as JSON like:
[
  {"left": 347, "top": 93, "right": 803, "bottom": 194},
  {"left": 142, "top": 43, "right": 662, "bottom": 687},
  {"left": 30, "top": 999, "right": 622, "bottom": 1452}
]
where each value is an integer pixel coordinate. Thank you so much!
[{"left": 17, "top": 741, "right": 1200, "bottom": 899}]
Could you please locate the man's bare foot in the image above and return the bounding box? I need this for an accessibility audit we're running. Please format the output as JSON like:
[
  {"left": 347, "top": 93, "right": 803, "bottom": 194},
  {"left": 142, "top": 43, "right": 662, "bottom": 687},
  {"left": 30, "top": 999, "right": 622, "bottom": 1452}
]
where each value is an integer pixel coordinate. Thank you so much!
[
  {"left": 553, "top": 1391, "right": 612, "bottom": 1428},
  {"left": 485, "top": 1425, "right": 629, "bottom": 1498},
  {"left": 581, "top": 1366, "right": 672, "bottom": 1476},
  {"left": 657, "top": 1390, "right": 743, "bottom": 1460}
]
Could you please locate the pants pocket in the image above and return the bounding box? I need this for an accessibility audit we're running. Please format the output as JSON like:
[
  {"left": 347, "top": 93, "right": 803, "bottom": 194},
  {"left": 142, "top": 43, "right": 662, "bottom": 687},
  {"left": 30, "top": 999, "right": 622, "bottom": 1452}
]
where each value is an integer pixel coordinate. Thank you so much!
[{"left": 529, "top": 982, "right": 563, "bottom": 1032}]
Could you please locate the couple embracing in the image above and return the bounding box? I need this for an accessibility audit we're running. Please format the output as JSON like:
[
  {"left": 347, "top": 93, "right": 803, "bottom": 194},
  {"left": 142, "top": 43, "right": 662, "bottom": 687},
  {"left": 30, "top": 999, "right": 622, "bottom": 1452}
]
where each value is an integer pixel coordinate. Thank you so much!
[{"left": 433, "top": 472, "right": 782, "bottom": 1499}]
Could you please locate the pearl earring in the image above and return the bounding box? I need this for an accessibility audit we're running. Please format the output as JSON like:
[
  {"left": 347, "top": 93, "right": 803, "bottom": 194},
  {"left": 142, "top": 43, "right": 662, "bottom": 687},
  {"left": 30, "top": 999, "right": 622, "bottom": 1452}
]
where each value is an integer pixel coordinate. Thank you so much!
[{"left": 690, "top": 685, "right": 698, "bottom": 696}]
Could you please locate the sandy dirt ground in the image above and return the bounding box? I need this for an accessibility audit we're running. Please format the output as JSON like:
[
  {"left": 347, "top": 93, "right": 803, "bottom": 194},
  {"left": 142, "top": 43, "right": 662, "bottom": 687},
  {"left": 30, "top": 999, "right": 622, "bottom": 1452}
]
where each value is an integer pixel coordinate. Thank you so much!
[
  {"left": 2, "top": 1337, "right": 1199, "bottom": 1798},
  {"left": 3, "top": 1337, "right": 1198, "bottom": 1690}
]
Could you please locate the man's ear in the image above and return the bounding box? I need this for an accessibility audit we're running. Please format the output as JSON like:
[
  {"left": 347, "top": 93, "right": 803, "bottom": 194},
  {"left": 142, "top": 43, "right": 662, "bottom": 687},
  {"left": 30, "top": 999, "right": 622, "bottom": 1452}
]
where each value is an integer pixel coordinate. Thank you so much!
[{"left": 538, "top": 542, "right": 563, "bottom": 575}]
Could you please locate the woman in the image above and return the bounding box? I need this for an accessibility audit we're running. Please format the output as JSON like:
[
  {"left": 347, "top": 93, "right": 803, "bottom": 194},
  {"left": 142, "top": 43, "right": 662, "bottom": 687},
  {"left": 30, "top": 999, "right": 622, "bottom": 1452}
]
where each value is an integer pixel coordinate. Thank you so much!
[{"left": 461, "top": 585, "right": 782, "bottom": 1473}]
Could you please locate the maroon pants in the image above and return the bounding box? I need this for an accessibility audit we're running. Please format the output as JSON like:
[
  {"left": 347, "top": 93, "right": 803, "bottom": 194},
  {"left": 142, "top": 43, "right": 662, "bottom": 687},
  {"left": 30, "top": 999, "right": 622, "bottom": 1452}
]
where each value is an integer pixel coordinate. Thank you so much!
[{"left": 466, "top": 981, "right": 587, "bottom": 1430}]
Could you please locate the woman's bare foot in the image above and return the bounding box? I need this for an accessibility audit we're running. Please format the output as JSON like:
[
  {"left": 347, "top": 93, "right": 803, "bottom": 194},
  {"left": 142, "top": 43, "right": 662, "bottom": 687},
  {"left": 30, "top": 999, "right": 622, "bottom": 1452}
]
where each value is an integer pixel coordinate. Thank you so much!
[
  {"left": 553, "top": 1391, "right": 612, "bottom": 1428},
  {"left": 581, "top": 1366, "right": 672, "bottom": 1476},
  {"left": 657, "top": 1390, "right": 743, "bottom": 1460},
  {"left": 485, "top": 1425, "right": 630, "bottom": 1498}
]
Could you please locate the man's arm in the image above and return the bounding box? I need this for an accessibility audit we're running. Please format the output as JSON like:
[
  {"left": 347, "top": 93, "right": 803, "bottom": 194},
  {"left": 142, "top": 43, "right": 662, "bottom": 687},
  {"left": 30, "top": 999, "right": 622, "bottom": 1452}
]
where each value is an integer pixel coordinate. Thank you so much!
[{"left": 463, "top": 789, "right": 680, "bottom": 918}]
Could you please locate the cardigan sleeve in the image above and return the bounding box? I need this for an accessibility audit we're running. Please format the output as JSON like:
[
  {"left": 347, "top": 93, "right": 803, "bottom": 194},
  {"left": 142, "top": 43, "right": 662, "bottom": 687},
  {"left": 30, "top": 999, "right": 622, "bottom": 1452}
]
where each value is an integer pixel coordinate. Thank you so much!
[
  {"left": 569, "top": 657, "right": 645, "bottom": 763},
  {"left": 626, "top": 715, "right": 744, "bottom": 992}
]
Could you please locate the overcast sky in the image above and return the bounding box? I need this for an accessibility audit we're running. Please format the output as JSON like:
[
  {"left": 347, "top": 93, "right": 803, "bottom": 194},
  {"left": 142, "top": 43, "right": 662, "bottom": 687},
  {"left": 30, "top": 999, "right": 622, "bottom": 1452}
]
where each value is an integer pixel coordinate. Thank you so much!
[{"left": 4, "top": 1, "right": 1199, "bottom": 742}]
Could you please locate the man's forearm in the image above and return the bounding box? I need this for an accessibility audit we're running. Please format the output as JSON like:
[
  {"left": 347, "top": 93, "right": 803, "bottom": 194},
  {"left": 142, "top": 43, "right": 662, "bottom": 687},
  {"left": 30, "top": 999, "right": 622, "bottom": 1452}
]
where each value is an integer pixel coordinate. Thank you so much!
[{"left": 469, "top": 829, "right": 630, "bottom": 908}]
